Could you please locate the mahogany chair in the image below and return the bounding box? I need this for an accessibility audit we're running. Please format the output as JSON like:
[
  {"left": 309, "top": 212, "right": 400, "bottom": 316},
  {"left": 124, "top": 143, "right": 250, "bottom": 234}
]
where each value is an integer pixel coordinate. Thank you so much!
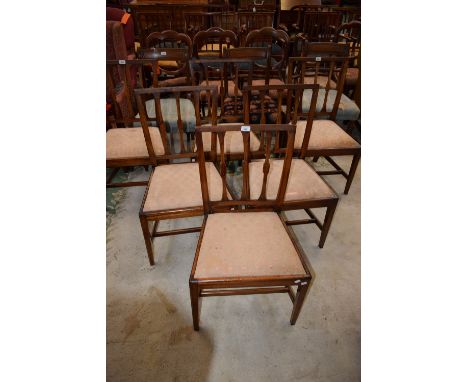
[
  {"left": 106, "top": 58, "right": 169, "bottom": 188},
  {"left": 190, "top": 56, "right": 264, "bottom": 160},
  {"left": 193, "top": 27, "right": 238, "bottom": 60},
  {"left": 135, "top": 85, "right": 231, "bottom": 266},
  {"left": 287, "top": 51, "right": 361, "bottom": 194},
  {"left": 137, "top": 47, "right": 191, "bottom": 87},
  {"left": 190, "top": 123, "right": 314, "bottom": 330},
  {"left": 245, "top": 27, "right": 290, "bottom": 91},
  {"left": 298, "top": 42, "right": 360, "bottom": 121},
  {"left": 243, "top": 83, "right": 339, "bottom": 247},
  {"left": 334, "top": 20, "right": 361, "bottom": 95}
]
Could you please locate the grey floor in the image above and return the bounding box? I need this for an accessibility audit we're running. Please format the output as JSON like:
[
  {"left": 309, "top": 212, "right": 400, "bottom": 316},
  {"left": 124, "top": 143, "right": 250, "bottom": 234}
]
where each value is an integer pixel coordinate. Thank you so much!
[{"left": 106, "top": 156, "right": 360, "bottom": 382}]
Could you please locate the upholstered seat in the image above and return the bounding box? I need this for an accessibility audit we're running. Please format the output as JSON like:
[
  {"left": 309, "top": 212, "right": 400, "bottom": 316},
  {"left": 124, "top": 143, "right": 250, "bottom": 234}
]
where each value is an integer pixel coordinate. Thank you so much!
[
  {"left": 198, "top": 126, "right": 261, "bottom": 153},
  {"left": 194, "top": 212, "right": 307, "bottom": 279},
  {"left": 293, "top": 120, "right": 360, "bottom": 150},
  {"left": 136, "top": 98, "right": 196, "bottom": 133},
  {"left": 302, "top": 88, "right": 361, "bottom": 121},
  {"left": 249, "top": 158, "right": 336, "bottom": 201},
  {"left": 106, "top": 127, "right": 165, "bottom": 160},
  {"left": 143, "top": 162, "right": 227, "bottom": 212}
]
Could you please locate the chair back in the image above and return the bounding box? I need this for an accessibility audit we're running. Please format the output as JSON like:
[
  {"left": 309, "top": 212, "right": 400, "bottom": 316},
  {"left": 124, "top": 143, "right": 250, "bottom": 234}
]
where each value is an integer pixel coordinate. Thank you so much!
[
  {"left": 287, "top": 56, "right": 349, "bottom": 120},
  {"left": 334, "top": 20, "right": 360, "bottom": 66},
  {"left": 193, "top": 27, "right": 239, "bottom": 59},
  {"left": 242, "top": 83, "right": 320, "bottom": 125},
  {"left": 196, "top": 123, "right": 296, "bottom": 212},
  {"left": 133, "top": 85, "right": 219, "bottom": 160},
  {"left": 137, "top": 47, "right": 191, "bottom": 85},
  {"left": 245, "top": 27, "right": 290, "bottom": 73},
  {"left": 106, "top": 58, "right": 156, "bottom": 124},
  {"left": 144, "top": 30, "right": 192, "bottom": 52},
  {"left": 190, "top": 57, "right": 257, "bottom": 123}
]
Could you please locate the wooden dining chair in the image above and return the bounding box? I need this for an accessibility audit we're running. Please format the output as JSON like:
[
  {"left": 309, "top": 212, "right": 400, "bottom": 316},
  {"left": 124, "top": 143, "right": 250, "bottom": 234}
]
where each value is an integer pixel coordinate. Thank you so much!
[
  {"left": 298, "top": 41, "right": 360, "bottom": 125},
  {"left": 243, "top": 83, "right": 339, "bottom": 247},
  {"left": 245, "top": 27, "right": 290, "bottom": 93},
  {"left": 137, "top": 47, "right": 191, "bottom": 87},
  {"left": 193, "top": 27, "right": 239, "bottom": 60},
  {"left": 106, "top": 58, "right": 169, "bottom": 188},
  {"left": 334, "top": 20, "right": 361, "bottom": 96},
  {"left": 287, "top": 51, "right": 361, "bottom": 194},
  {"left": 135, "top": 85, "right": 234, "bottom": 266},
  {"left": 190, "top": 56, "right": 264, "bottom": 161},
  {"left": 190, "top": 123, "right": 314, "bottom": 330},
  {"left": 144, "top": 30, "right": 193, "bottom": 52}
]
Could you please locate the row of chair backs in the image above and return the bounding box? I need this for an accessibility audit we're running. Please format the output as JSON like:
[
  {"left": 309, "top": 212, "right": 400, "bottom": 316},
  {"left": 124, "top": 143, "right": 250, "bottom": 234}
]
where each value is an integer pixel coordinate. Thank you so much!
[
  {"left": 142, "top": 27, "right": 288, "bottom": 64},
  {"left": 135, "top": 10, "right": 275, "bottom": 45},
  {"left": 107, "top": 47, "right": 351, "bottom": 127},
  {"left": 120, "top": 81, "right": 323, "bottom": 159}
]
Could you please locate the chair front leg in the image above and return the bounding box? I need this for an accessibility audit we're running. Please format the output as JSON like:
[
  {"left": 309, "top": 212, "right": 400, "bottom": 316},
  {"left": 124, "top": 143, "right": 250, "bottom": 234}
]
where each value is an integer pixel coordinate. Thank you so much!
[
  {"left": 344, "top": 153, "right": 361, "bottom": 195},
  {"left": 139, "top": 214, "right": 155, "bottom": 266},
  {"left": 318, "top": 199, "right": 338, "bottom": 248},
  {"left": 290, "top": 281, "right": 311, "bottom": 325},
  {"left": 190, "top": 281, "right": 201, "bottom": 331}
]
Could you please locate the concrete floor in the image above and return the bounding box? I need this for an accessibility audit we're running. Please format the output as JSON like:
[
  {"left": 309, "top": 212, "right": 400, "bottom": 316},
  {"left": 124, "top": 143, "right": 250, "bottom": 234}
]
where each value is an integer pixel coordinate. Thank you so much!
[{"left": 106, "top": 156, "right": 360, "bottom": 382}]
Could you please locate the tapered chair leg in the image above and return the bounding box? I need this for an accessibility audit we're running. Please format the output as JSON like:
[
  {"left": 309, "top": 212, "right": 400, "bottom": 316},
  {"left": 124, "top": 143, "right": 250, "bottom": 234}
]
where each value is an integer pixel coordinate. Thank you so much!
[
  {"left": 290, "top": 281, "right": 311, "bottom": 325},
  {"left": 344, "top": 153, "right": 361, "bottom": 195},
  {"left": 318, "top": 200, "right": 338, "bottom": 248},
  {"left": 312, "top": 156, "right": 320, "bottom": 163},
  {"left": 139, "top": 214, "right": 155, "bottom": 266},
  {"left": 190, "top": 282, "right": 201, "bottom": 331}
]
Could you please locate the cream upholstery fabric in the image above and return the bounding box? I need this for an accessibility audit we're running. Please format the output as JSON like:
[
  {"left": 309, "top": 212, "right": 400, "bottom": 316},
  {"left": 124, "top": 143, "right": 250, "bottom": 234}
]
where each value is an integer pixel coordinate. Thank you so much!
[
  {"left": 302, "top": 88, "right": 361, "bottom": 121},
  {"left": 294, "top": 120, "right": 360, "bottom": 150},
  {"left": 249, "top": 159, "right": 335, "bottom": 201},
  {"left": 106, "top": 127, "right": 165, "bottom": 160},
  {"left": 194, "top": 212, "right": 306, "bottom": 279},
  {"left": 198, "top": 124, "right": 261, "bottom": 153},
  {"left": 143, "top": 162, "right": 226, "bottom": 212}
]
